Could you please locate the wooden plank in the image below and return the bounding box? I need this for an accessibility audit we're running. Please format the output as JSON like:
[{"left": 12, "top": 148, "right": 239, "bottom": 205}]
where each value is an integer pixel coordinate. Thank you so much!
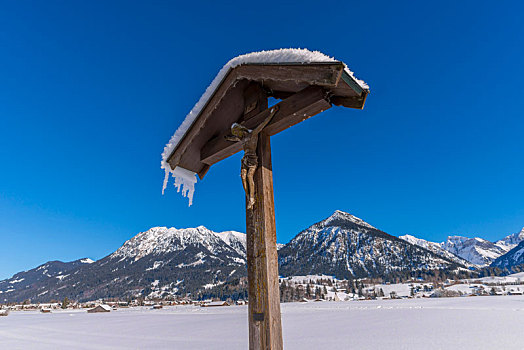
[
  {"left": 246, "top": 132, "right": 283, "bottom": 350},
  {"left": 166, "top": 68, "right": 240, "bottom": 170},
  {"left": 173, "top": 79, "right": 248, "bottom": 174},
  {"left": 200, "top": 86, "right": 331, "bottom": 167},
  {"left": 236, "top": 62, "right": 344, "bottom": 87}
]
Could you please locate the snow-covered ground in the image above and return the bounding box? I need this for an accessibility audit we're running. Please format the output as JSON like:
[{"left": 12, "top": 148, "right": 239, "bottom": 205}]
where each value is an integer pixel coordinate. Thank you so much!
[{"left": 1, "top": 297, "right": 524, "bottom": 349}]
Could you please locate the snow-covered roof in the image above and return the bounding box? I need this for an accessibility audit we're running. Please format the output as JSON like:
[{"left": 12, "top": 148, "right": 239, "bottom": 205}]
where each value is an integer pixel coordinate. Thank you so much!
[
  {"left": 203, "top": 301, "right": 229, "bottom": 306},
  {"left": 161, "top": 48, "right": 369, "bottom": 205},
  {"left": 90, "top": 304, "right": 112, "bottom": 312}
]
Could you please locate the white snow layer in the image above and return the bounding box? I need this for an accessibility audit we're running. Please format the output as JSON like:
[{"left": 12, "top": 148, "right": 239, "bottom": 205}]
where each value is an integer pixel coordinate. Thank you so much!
[
  {"left": 3, "top": 297, "right": 524, "bottom": 349},
  {"left": 161, "top": 48, "right": 368, "bottom": 205}
]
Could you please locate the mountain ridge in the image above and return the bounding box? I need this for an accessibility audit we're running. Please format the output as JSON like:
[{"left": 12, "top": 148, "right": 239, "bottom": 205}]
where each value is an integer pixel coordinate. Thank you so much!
[{"left": 1, "top": 211, "right": 523, "bottom": 303}]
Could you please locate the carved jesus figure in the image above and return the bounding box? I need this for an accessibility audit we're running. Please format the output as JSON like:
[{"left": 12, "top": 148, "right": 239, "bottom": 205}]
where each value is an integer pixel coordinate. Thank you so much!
[{"left": 226, "top": 106, "right": 278, "bottom": 209}]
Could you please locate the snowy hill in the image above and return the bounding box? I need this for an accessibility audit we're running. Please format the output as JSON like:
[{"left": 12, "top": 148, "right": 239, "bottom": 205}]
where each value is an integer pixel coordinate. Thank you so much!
[
  {"left": 495, "top": 228, "right": 524, "bottom": 251},
  {"left": 441, "top": 236, "right": 509, "bottom": 266},
  {"left": 278, "top": 210, "right": 464, "bottom": 279},
  {"left": 0, "top": 226, "right": 247, "bottom": 303},
  {"left": 399, "top": 235, "right": 474, "bottom": 268},
  {"left": 0, "top": 259, "right": 93, "bottom": 298},
  {"left": 491, "top": 241, "right": 524, "bottom": 269},
  {"left": 402, "top": 228, "right": 524, "bottom": 267},
  {"left": 110, "top": 226, "right": 246, "bottom": 264},
  {"left": 2, "top": 214, "right": 522, "bottom": 303}
]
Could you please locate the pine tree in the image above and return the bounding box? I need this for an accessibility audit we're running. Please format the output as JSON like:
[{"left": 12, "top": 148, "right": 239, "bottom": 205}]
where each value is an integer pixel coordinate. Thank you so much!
[{"left": 61, "top": 297, "right": 69, "bottom": 309}]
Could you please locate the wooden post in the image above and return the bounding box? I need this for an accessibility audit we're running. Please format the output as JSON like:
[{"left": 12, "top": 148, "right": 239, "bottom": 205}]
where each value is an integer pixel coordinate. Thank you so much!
[
  {"left": 245, "top": 83, "right": 283, "bottom": 350},
  {"left": 246, "top": 133, "right": 283, "bottom": 350}
]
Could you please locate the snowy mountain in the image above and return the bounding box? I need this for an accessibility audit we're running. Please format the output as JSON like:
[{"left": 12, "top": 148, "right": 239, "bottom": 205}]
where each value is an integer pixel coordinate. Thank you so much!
[
  {"left": 278, "top": 211, "right": 464, "bottom": 279},
  {"left": 495, "top": 228, "right": 524, "bottom": 251},
  {"left": 402, "top": 228, "right": 524, "bottom": 267},
  {"left": 2, "top": 214, "right": 522, "bottom": 303},
  {"left": 110, "top": 226, "right": 246, "bottom": 264},
  {"left": 0, "top": 259, "right": 93, "bottom": 298},
  {"left": 399, "top": 235, "right": 474, "bottom": 268},
  {"left": 441, "top": 236, "right": 510, "bottom": 266},
  {"left": 0, "top": 227, "right": 247, "bottom": 303},
  {"left": 491, "top": 241, "right": 524, "bottom": 269}
]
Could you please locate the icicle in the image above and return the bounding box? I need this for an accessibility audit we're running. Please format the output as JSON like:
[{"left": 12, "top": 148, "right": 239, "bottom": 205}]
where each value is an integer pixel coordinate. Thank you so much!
[
  {"left": 162, "top": 167, "right": 170, "bottom": 195},
  {"left": 170, "top": 166, "right": 197, "bottom": 206}
]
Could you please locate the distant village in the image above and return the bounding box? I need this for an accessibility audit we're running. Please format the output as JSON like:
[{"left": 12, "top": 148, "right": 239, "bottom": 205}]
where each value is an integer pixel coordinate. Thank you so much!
[{"left": 2, "top": 273, "right": 523, "bottom": 316}]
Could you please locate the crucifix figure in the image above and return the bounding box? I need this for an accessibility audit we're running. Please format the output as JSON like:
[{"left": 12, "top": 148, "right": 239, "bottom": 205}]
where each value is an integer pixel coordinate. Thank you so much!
[{"left": 226, "top": 106, "right": 279, "bottom": 209}]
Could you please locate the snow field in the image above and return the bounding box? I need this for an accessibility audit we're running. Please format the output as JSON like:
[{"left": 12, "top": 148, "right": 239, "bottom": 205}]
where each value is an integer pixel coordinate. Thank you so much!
[{"left": 1, "top": 296, "right": 524, "bottom": 349}]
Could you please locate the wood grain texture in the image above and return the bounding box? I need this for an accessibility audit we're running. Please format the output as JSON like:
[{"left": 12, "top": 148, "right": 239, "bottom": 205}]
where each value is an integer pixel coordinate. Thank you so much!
[{"left": 246, "top": 133, "right": 283, "bottom": 350}]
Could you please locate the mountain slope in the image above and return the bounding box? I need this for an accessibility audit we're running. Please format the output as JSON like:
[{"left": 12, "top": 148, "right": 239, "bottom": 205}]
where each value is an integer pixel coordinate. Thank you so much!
[
  {"left": 495, "top": 228, "right": 524, "bottom": 252},
  {"left": 402, "top": 228, "right": 524, "bottom": 267},
  {"left": 0, "top": 227, "right": 247, "bottom": 303},
  {"left": 399, "top": 235, "right": 474, "bottom": 268},
  {"left": 441, "top": 236, "right": 508, "bottom": 266},
  {"left": 491, "top": 240, "right": 524, "bottom": 269},
  {"left": 0, "top": 259, "right": 93, "bottom": 299},
  {"left": 279, "top": 211, "right": 464, "bottom": 279}
]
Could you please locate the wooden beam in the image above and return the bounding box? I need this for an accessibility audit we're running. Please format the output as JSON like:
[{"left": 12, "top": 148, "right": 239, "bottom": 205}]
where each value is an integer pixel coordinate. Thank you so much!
[
  {"left": 330, "top": 91, "right": 368, "bottom": 109},
  {"left": 200, "top": 86, "right": 331, "bottom": 167},
  {"left": 166, "top": 69, "right": 242, "bottom": 170},
  {"left": 235, "top": 62, "right": 344, "bottom": 87},
  {"left": 246, "top": 123, "right": 283, "bottom": 350}
]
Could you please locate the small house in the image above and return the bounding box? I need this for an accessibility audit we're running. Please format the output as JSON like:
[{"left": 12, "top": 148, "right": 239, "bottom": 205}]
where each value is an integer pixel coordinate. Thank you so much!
[
  {"left": 0, "top": 310, "right": 8, "bottom": 316},
  {"left": 201, "top": 301, "right": 230, "bottom": 307},
  {"left": 152, "top": 304, "right": 163, "bottom": 309},
  {"left": 87, "top": 304, "right": 112, "bottom": 313},
  {"left": 40, "top": 308, "right": 52, "bottom": 313}
]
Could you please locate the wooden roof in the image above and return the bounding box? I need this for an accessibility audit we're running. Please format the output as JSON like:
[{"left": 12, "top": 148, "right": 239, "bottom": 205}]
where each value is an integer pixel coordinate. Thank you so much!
[{"left": 166, "top": 62, "right": 368, "bottom": 179}]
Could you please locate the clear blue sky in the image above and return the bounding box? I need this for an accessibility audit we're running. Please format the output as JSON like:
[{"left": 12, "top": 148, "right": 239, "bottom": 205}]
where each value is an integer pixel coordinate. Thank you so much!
[{"left": 1, "top": 0, "right": 523, "bottom": 279}]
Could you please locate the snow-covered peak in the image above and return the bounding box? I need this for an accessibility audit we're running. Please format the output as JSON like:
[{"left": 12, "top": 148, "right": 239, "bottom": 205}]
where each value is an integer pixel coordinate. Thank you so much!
[
  {"left": 399, "top": 235, "right": 473, "bottom": 267},
  {"left": 214, "top": 230, "right": 247, "bottom": 257},
  {"left": 80, "top": 258, "right": 94, "bottom": 264},
  {"left": 161, "top": 48, "right": 369, "bottom": 205},
  {"left": 495, "top": 228, "right": 524, "bottom": 251},
  {"left": 321, "top": 210, "right": 376, "bottom": 229},
  {"left": 215, "top": 230, "right": 246, "bottom": 246},
  {"left": 400, "top": 234, "right": 431, "bottom": 247},
  {"left": 442, "top": 235, "right": 506, "bottom": 266},
  {"left": 111, "top": 226, "right": 247, "bottom": 262}
]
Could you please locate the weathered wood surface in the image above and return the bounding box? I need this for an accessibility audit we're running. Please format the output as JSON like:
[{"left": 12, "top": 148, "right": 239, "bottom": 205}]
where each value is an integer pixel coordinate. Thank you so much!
[
  {"left": 200, "top": 86, "right": 331, "bottom": 168},
  {"left": 235, "top": 62, "right": 344, "bottom": 88},
  {"left": 246, "top": 138, "right": 283, "bottom": 350}
]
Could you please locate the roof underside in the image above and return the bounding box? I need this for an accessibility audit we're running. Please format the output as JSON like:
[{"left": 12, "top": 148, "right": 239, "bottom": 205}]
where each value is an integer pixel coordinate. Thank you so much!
[{"left": 166, "top": 62, "right": 368, "bottom": 178}]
